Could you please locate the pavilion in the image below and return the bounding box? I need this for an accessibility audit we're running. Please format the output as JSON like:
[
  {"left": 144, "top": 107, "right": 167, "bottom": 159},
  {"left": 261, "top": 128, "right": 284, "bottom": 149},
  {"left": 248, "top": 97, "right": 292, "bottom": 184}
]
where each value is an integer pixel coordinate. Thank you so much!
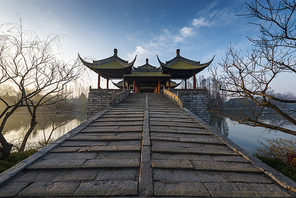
[{"left": 79, "top": 49, "right": 214, "bottom": 93}]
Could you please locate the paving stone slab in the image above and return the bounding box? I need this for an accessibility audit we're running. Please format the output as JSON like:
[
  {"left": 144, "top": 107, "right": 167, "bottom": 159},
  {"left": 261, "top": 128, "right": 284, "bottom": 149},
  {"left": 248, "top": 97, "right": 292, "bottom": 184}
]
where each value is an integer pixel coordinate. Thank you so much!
[
  {"left": 42, "top": 152, "right": 98, "bottom": 160},
  {"left": 220, "top": 172, "right": 273, "bottom": 183},
  {"left": 82, "top": 126, "right": 143, "bottom": 132},
  {"left": 154, "top": 181, "right": 210, "bottom": 197},
  {"left": 249, "top": 183, "right": 292, "bottom": 197},
  {"left": 150, "top": 121, "right": 204, "bottom": 128},
  {"left": 83, "top": 158, "right": 140, "bottom": 168},
  {"left": 94, "top": 117, "right": 144, "bottom": 122},
  {"left": 12, "top": 170, "right": 61, "bottom": 182},
  {"left": 152, "top": 159, "right": 193, "bottom": 169},
  {"left": 212, "top": 155, "right": 250, "bottom": 163},
  {"left": 18, "top": 181, "right": 80, "bottom": 197},
  {"left": 89, "top": 121, "right": 143, "bottom": 126},
  {"left": 53, "top": 170, "right": 99, "bottom": 181},
  {"left": 187, "top": 146, "right": 234, "bottom": 154},
  {"left": 108, "top": 140, "right": 141, "bottom": 146},
  {"left": 74, "top": 180, "right": 138, "bottom": 196},
  {"left": 69, "top": 135, "right": 102, "bottom": 141},
  {"left": 152, "top": 145, "right": 189, "bottom": 153},
  {"left": 96, "top": 152, "right": 140, "bottom": 159},
  {"left": 101, "top": 114, "right": 144, "bottom": 118},
  {"left": 150, "top": 117, "right": 198, "bottom": 123},
  {"left": 61, "top": 141, "right": 108, "bottom": 147},
  {"left": 99, "top": 135, "right": 142, "bottom": 141},
  {"left": 96, "top": 169, "right": 137, "bottom": 180},
  {"left": 152, "top": 153, "right": 212, "bottom": 161},
  {"left": 89, "top": 145, "right": 141, "bottom": 152},
  {"left": 153, "top": 169, "right": 226, "bottom": 182},
  {"left": 28, "top": 159, "right": 87, "bottom": 169},
  {"left": 50, "top": 146, "right": 82, "bottom": 153},
  {"left": 191, "top": 160, "right": 262, "bottom": 172},
  {"left": 205, "top": 183, "right": 260, "bottom": 197},
  {"left": 0, "top": 181, "right": 29, "bottom": 197},
  {"left": 178, "top": 137, "right": 223, "bottom": 144}
]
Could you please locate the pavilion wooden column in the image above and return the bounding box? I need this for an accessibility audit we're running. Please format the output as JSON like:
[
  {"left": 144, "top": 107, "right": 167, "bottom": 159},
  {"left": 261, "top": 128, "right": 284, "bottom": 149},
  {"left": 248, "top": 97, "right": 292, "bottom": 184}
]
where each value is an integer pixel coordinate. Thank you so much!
[
  {"left": 193, "top": 73, "right": 196, "bottom": 89},
  {"left": 106, "top": 78, "right": 109, "bottom": 89},
  {"left": 133, "top": 79, "right": 136, "bottom": 92},
  {"left": 185, "top": 78, "right": 187, "bottom": 89},
  {"left": 97, "top": 72, "right": 100, "bottom": 89},
  {"left": 123, "top": 77, "right": 125, "bottom": 90},
  {"left": 168, "top": 78, "right": 171, "bottom": 89},
  {"left": 158, "top": 78, "right": 161, "bottom": 93}
]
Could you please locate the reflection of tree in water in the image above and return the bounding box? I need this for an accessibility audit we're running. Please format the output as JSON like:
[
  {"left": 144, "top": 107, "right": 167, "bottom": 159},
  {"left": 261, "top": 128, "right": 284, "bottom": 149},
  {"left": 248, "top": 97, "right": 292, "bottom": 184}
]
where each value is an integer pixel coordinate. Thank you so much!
[
  {"left": 2, "top": 112, "right": 86, "bottom": 136},
  {"left": 209, "top": 113, "right": 229, "bottom": 137}
]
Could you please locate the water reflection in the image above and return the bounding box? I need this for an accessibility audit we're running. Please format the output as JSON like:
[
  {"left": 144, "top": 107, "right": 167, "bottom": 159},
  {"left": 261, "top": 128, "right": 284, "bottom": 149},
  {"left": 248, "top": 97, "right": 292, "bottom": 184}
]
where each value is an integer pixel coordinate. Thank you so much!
[
  {"left": 209, "top": 113, "right": 229, "bottom": 136},
  {"left": 3, "top": 112, "right": 87, "bottom": 151},
  {"left": 209, "top": 111, "right": 296, "bottom": 153}
]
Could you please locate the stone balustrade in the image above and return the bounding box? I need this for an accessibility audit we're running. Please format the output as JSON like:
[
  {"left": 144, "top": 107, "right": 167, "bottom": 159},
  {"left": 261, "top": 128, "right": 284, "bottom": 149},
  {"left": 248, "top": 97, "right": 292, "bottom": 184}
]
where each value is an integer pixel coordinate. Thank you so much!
[{"left": 163, "top": 88, "right": 209, "bottom": 123}]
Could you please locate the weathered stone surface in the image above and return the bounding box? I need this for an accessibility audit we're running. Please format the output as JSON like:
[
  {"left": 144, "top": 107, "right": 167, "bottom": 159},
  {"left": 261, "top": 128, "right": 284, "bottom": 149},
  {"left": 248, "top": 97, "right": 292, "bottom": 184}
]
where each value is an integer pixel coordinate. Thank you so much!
[
  {"left": 153, "top": 169, "right": 226, "bottom": 182},
  {"left": 74, "top": 180, "right": 138, "bottom": 196},
  {"left": 221, "top": 172, "right": 273, "bottom": 183},
  {"left": 192, "top": 160, "right": 261, "bottom": 172},
  {"left": 42, "top": 152, "right": 97, "bottom": 160},
  {"left": 108, "top": 140, "right": 141, "bottom": 146},
  {"left": 61, "top": 141, "right": 108, "bottom": 147},
  {"left": 212, "top": 155, "right": 249, "bottom": 162},
  {"left": 152, "top": 153, "right": 212, "bottom": 161},
  {"left": 18, "top": 181, "right": 79, "bottom": 197},
  {"left": 12, "top": 170, "right": 61, "bottom": 182},
  {"left": 154, "top": 181, "right": 210, "bottom": 197},
  {"left": 53, "top": 170, "right": 99, "bottom": 181},
  {"left": 96, "top": 169, "right": 137, "bottom": 180},
  {"left": 0, "top": 181, "right": 29, "bottom": 197},
  {"left": 152, "top": 159, "right": 193, "bottom": 169},
  {"left": 249, "top": 183, "right": 292, "bottom": 197},
  {"left": 205, "top": 183, "right": 260, "bottom": 197},
  {"left": 90, "top": 121, "right": 143, "bottom": 126},
  {"left": 83, "top": 159, "right": 140, "bottom": 168},
  {"left": 50, "top": 146, "right": 80, "bottom": 153},
  {"left": 139, "top": 163, "right": 153, "bottom": 197},
  {"left": 28, "top": 159, "right": 87, "bottom": 169},
  {"left": 96, "top": 152, "right": 140, "bottom": 159}
]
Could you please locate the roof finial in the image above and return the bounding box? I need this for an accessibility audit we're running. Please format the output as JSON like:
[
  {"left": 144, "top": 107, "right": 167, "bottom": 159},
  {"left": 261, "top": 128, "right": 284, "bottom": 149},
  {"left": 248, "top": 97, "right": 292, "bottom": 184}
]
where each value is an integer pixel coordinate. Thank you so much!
[
  {"left": 146, "top": 58, "right": 149, "bottom": 64},
  {"left": 176, "top": 49, "right": 180, "bottom": 56},
  {"left": 114, "top": 48, "right": 118, "bottom": 56}
]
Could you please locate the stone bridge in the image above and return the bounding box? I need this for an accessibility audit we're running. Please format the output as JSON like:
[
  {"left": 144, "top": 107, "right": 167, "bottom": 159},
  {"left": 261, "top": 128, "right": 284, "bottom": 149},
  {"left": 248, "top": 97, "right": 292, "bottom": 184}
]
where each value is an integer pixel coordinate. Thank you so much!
[{"left": 0, "top": 93, "right": 295, "bottom": 197}]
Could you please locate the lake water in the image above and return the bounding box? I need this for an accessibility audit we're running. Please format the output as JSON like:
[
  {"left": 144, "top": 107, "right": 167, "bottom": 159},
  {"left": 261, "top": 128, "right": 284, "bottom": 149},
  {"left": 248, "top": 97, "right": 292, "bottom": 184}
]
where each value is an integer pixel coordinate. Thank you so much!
[
  {"left": 210, "top": 114, "right": 296, "bottom": 154},
  {"left": 3, "top": 112, "right": 296, "bottom": 154}
]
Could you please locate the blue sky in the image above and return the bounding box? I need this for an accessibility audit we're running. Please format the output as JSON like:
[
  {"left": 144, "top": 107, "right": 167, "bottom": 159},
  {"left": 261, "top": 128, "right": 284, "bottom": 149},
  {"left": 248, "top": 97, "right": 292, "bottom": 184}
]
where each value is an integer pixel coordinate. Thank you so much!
[{"left": 0, "top": 0, "right": 295, "bottom": 93}]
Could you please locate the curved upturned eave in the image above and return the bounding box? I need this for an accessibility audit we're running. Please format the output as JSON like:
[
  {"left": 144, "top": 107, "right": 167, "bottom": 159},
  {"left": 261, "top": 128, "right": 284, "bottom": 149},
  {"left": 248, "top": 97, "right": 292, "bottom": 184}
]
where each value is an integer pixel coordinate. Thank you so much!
[
  {"left": 161, "top": 55, "right": 215, "bottom": 70},
  {"left": 78, "top": 54, "right": 136, "bottom": 71},
  {"left": 78, "top": 54, "right": 97, "bottom": 72}
]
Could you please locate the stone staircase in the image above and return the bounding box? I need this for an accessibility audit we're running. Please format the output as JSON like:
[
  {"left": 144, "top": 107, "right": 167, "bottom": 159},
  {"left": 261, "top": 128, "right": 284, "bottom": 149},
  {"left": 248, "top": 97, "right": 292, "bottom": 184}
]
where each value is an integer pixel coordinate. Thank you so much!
[{"left": 0, "top": 93, "right": 294, "bottom": 197}]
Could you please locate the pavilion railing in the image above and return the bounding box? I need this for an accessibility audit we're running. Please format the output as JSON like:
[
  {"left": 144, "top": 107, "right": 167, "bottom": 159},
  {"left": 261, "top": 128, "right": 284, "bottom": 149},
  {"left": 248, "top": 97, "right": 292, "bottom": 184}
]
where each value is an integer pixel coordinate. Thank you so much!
[
  {"left": 109, "top": 89, "right": 130, "bottom": 106},
  {"left": 163, "top": 88, "right": 184, "bottom": 108}
]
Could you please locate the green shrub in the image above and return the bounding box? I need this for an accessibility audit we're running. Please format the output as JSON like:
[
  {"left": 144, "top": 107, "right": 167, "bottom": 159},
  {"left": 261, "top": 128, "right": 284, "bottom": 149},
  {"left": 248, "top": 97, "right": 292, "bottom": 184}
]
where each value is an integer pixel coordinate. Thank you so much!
[{"left": 0, "top": 149, "right": 37, "bottom": 173}]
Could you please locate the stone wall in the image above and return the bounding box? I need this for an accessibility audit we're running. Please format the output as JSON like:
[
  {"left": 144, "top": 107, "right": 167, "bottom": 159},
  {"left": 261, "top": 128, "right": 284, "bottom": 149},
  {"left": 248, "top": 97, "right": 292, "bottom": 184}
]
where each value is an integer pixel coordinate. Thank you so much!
[
  {"left": 87, "top": 88, "right": 123, "bottom": 118},
  {"left": 164, "top": 88, "right": 209, "bottom": 123}
]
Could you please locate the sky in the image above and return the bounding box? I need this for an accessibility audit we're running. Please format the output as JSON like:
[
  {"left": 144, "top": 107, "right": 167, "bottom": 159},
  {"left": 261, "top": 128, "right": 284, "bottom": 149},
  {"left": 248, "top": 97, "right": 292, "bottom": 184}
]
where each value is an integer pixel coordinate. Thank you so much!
[{"left": 0, "top": 0, "right": 295, "bottom": 94}]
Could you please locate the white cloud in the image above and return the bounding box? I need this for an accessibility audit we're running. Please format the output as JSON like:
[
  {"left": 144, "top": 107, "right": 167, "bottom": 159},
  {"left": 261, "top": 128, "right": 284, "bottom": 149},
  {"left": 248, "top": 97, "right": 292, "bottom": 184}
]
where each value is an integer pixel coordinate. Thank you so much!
[
  {"left": 180, "top": 27, "right": 194, "bottom": 38},
  {"left": 192, "top": 17, "right": 209, "bottom": 27}
]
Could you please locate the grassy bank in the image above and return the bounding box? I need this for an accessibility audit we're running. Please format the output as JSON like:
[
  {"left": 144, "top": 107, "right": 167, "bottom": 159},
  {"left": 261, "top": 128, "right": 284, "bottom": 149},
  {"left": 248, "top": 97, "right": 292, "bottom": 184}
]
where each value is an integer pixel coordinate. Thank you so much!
[
  {"left": 0, "top": 149, "right": 37, "bottom": 174},
  {"left": 256, "top": 156, "right": 296, "bottom": 182},
  {"left": 254, "top": 137, "right": 296, "bottom": 182}
]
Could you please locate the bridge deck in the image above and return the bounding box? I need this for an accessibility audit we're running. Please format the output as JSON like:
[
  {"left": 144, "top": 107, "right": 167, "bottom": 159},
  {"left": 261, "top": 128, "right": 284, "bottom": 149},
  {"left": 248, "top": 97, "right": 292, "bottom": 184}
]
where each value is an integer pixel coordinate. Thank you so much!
[{"left": 0, "top": 93, "right": 294, "bottom": 197}]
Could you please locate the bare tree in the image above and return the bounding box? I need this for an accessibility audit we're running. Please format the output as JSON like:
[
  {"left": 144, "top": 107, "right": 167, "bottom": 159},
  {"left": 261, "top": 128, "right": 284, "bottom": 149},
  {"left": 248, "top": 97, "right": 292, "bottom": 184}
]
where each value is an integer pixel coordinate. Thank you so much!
[
  {"left": 212, "top": 0, "right": 296, "bottom": 135},
  {"left": 0, "top": 20, "right": 81, "bottom": 159}
]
